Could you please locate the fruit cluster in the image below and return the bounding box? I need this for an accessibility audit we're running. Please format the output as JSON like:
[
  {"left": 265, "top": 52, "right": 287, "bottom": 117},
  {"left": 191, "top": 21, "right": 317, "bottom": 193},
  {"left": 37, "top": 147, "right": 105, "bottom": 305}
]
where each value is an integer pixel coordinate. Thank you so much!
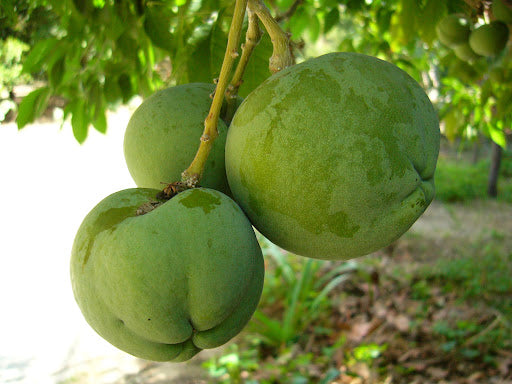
[
  {"left": 71, "top": 52, "right": 440, "bottom": 362},
  {"left": 436, "top": 0, "right": 511, "bottom": 62}
]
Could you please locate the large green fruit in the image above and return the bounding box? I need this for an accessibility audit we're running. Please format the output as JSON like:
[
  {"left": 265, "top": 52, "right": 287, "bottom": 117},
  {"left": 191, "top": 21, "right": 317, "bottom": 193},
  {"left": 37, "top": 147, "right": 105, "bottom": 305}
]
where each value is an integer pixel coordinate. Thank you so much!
[
  {"left": 493, "top": 0, "right": 512, "bottom": 24},
  {"left": 225, "top": 52, "right": 440, "bottom": 260},
  {"left": 124, "top": 83, "right": 232, "bottom": 194},
  {"left": 469, "top": 21, "right": 509, "bottom": 56},
  {"left": 71, "top": 188, "right": 264, "bottom": 362},
  {"left": 436, "top": 15, "right": 471, "bottom": 48}
]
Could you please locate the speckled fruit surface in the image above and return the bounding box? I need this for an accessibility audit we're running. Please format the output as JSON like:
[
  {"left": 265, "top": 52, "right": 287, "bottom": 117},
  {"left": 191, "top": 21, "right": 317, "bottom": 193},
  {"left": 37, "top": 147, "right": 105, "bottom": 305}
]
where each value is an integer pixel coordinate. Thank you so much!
[
  {"left": 124, "top": 83, "right": 230, "bottom": 193},
  {"left": 71, "top": 188, "right": 264, "bottom": 362},
  {"left": 225, "top": 52, "right": 440, "bottom": 260}
]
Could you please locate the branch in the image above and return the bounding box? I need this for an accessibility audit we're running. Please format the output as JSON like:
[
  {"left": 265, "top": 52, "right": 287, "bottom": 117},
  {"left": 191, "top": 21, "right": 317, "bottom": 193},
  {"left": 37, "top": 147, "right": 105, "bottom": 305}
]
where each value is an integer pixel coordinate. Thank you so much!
[{"left": 179, "top": 0, "right": 248, "bottom": 188}]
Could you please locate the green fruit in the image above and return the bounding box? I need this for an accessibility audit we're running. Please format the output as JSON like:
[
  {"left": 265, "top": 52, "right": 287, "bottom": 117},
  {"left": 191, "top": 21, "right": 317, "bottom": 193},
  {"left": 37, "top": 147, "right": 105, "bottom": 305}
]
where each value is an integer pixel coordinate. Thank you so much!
[
  {"left": 454, "top": 42, "right": 482, "bottom": 62},
  {"left": 469, "top": 21, "right": 509, "bottom": 56},
  {"left": 124, "top": 83, "right": 231, "bottom": 193},
  {"left": 71, "top": 188, "right": 264, "bottom": 362},
  {"left": 493, "top": 0, "right": 512, "bottom": 24},
  {"left": 436, "top": 15, "right": 471, "bottom": 48},
  {"left": 225, "top": 52, "right": 440, "bottom": 261}
]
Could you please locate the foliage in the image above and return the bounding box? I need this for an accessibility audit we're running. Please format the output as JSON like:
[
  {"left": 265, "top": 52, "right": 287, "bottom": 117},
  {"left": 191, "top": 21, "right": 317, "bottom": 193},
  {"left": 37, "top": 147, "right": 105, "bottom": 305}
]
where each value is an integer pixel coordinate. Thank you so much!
[
  {"left": 0, "top": 36, "right": 30, "bottom": 120},
  {"left": 251, "top": 238, "right": 357, "bottom": 349},
  {"left": 434, "top": 150, "right": 512, "bottom": 202}
]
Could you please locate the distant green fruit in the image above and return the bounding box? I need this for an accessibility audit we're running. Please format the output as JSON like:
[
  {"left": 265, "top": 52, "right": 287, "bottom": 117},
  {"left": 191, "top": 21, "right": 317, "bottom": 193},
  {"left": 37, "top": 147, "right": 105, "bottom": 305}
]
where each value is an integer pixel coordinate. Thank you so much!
[
  {"left": 469, "top": 21, "right": 509, "bottom": 56},
  {"left": 124, "top": 83, "right": 231, "bottom": 194},
  {"left": 493, "top": 0, "right": 512, "bottom": 24},
  {"left": 226, "top": 52, "right": 440, "bottom": 261},
  {"left": 71, "top": 188, "right": 264, "bottom": 362},
  {"left": 454, "top": 42, "right": 482, "bottom": 62},
  {"left": 436, "top": 15, "right": 471, "bottom": 48}
]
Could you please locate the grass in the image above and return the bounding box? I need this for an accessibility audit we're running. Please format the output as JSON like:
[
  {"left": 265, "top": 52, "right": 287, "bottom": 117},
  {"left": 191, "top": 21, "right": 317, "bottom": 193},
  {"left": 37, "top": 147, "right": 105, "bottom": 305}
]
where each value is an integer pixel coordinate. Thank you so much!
[{"left": 434, "top": 149, "right": 512, "bottom": 203}]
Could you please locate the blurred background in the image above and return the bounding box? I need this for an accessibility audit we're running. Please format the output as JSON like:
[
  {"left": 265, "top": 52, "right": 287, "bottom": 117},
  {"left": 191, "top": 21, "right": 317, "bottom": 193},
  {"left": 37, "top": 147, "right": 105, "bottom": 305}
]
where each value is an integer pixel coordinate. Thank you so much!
[{"left": 1, "top": 0, "right": 512, "bottom": 383}]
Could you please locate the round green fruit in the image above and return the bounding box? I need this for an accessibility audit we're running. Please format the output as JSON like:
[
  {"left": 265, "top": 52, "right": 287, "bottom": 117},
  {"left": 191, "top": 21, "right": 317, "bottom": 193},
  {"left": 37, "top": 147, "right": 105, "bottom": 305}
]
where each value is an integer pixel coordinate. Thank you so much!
[
  {"left": 436, "top": 15, "right": 471, "bottom": 48},
  {"left": 454, "top": 42, "right": 482, "bottom": 62},
  {"left": 71, "top": 188, "right": 264, "bottom": 362},
  {"left": 225, "top": 52, "right": 440, "bottom": 261},
  {"left": 493, "top": 0, "right": 512, "bottom": 24},
  {"left": 469, "top": 21, "right": 509, "bottom": 56},
  {"left": 124, "top": 83, "right": 233, "bottom": 194}
]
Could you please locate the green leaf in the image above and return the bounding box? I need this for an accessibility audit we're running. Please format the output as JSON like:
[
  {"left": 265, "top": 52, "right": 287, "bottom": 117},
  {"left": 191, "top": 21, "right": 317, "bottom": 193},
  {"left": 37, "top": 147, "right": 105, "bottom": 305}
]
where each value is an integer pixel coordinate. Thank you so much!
[
  {"left": 104, "top": 76, "right": 123, "bottom": 105},
  {"left": 143, "top": 3, "right": 174, "bottom": 52},
  {"left": 489, "top": 121, "right": 507, "bottom": 148},
  {"left": 323, "top": 7, "right": 339, "bottom": 34},
  {"left": 118, "top": 74, "right": 133, "bottom": 103},
  {"left": 22, "top": 38, "right": 59, "bottom": 74},
  {"left": 210, "top": 12, "right": 228, "bottom": 79},
  {"left": 288, "top": 7, "right": 310, "bottom": 39},
  {"left": 419, "top": 0, "right": 447, "bottom": 45},
  {"left": 49, "top": 56, "right": 66, "bottom": 89},
  {"left": 71, "top": 99, "right": 89, "bottom": 143},
  {"left": 16, "top": 87, "right": 51, "bottom": 129},
  {"left": 238, "top": 33, "right": 273, "bottom": 97},
  {"left": 93, "top": 108, "right": 107, "bottom": 134}
]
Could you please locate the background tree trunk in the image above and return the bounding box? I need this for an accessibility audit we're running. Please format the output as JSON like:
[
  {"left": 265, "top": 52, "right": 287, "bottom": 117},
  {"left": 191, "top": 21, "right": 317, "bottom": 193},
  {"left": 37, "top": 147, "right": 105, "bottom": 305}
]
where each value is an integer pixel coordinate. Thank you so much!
[{"left": 487, "top": 141, "right": 502, "bottom": 198}]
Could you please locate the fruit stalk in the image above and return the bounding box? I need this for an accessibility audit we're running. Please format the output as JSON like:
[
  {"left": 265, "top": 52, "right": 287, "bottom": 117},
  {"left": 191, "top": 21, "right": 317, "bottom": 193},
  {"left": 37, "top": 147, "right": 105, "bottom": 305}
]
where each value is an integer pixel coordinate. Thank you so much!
[
  {"left": 181, "top": 0, "right": 248, "bottom": 187},
  {"left": 248, "top": 0, "right": 295, "bottom": 73},
  {"left": 224, "top": 7, "right": 263, "bottom": 122}
]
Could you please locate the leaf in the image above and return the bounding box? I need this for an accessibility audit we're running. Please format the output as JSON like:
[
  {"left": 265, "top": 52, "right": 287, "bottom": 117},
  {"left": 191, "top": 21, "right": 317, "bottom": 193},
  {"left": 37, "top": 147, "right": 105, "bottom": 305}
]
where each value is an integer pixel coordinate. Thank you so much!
[
  {"left": 104, "top": 75, "right": 123, "bottom": 104},
  {"left": 323, "top": 7, "right": 340, "bottom": 34},
  {"left": 16, "top": 87, "right": 51, "bottom": 129},
  {"left": 209, "top": 11, "right": 228, "bottom": 79},
  {"left": 488, "top": 122, "right": 507, "bottom": 148},
  {"left": 288, "top": 7, "right": 310, "bottom": 39},
  {"left": 118, "top": 73, "right": 132, "bottom": 103},
  {"left": 93, "top": 108, "right": 107, "bottom": 134},
  {"left": 71, "top": 99, "right": 89, "bottom": 143},
  {"left": 22, "top": 38, "right": 59, "bottom": 74},
  {"left": 49, "top": 56, "right": 66, "bottom": 89},
  {"left": 419, "top": 0, "right": 447, "bottom": 45},
  {"left": 143, "top": 3, "right": 174, "bottom": 52},
  {"left": 238, "top": 32, "right": 273, "bottom": 97}
]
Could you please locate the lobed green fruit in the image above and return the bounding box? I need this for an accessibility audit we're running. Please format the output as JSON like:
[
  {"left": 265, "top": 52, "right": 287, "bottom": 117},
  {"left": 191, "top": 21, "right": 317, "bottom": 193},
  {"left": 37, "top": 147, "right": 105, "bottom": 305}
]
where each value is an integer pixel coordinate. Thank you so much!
[
  {"left": 124, "top": 83, "right": 233, "bottom": 194},
  {"left": 436, "top": 15, "right": 471, "bottom": 48},
  {"left": 493, "top": 0, "right": 512, "bottom": 24},
  {"left": 469, "top": 21, "right": 509, "bottom": 56},
  {"left": 71, "top": 188, "right": 264, "bottom": 362},
  {"left": 225, "top": 52, "right": 440, "bottom": 261},
  {"left": 453, "top": 42, "right": 482, "bottom": 62}
]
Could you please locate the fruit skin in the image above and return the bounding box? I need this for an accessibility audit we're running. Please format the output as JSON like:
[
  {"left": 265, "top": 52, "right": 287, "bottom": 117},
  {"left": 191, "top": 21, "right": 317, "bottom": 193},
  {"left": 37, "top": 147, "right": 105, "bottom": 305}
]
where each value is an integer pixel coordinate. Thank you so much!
[
  {"left": 70, "top": 187, "right": 264, "bottom": 362},
  {"left": 225, "top": 52, "right": 440, "bottom": 260},
  {"left": 436, "top": 15, "right": 471, "bottom": 48},
  {"left": 469, "top": 21, "right": 510, "bottom": 56},
  {"left": 124, "top": 83, "right": 231, "bottom": 194},
  {"left": 493, "top": 0, "right": 512, "bottom": 24},
  {"left": 454, "top": 42, "right": 482, "bottom": 62}
]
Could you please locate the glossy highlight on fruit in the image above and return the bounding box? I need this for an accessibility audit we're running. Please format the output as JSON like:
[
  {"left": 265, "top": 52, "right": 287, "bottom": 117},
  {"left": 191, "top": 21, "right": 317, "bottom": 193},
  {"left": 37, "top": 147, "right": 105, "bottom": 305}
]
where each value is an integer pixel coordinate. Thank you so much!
[
  {"left": 469, "top": 21, "right": 509, "bottom": 56},
  {"left": 124, "top": 83, "right": 230, "bottom": 193},
  {"left": 225, "top": 52, "right": 440, "bottom": 260},
  {"left": 70, "top": 188, "right": 264, "bottom": 362}
]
